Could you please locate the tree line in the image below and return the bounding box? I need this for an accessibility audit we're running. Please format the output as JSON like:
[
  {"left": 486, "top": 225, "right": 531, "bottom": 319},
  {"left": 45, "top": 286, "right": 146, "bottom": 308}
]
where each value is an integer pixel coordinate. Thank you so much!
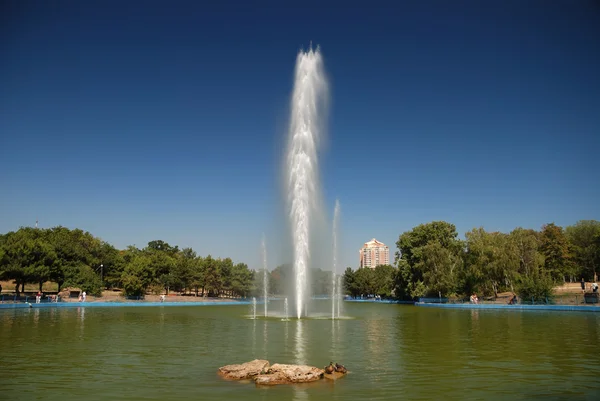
[
  {"left": 343, "top": 220, "right": 600, "bottom": 302},
  {"left": 2, "top": 219, "right": 598, "bottom": 302},
  {"left": 0, "top": 227, "right": 255, "bottom": 298}
]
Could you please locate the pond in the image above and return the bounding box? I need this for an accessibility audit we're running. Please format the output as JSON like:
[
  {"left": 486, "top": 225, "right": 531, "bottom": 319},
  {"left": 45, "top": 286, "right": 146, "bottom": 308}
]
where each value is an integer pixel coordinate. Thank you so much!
[{"left": 1, "top": 301, "right": 599, "bottom": 400}]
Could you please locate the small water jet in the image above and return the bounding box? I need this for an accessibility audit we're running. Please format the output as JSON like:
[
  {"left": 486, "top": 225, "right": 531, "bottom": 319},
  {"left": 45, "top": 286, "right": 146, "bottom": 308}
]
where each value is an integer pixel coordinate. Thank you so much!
[
  {"left": 284, "top": 298, "right": 289, "bottom": 321},
  {"left": 285, "top": 45, "right": 328, "bottom": 319},
  {"left": 252, "top": 297, "right": 257, "bottom": 320}
]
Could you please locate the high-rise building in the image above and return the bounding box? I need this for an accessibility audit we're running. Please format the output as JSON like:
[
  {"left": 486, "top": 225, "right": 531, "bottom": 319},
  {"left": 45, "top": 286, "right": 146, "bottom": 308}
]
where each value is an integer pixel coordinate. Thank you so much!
[{"left": 359, "top": 238, "right": 390, "bottom": 269}]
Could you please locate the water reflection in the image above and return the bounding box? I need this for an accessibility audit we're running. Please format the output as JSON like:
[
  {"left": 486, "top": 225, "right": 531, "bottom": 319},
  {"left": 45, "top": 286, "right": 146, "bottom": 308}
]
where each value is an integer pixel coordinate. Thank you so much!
[
  {"left": 252, "top": 318, "right": 256, "bottom": 356},
  {"left": 331, "top": 318, "right": 341, "bottom": 357},
  {"left": 365, "top": 314, "right": 396, "bottom": 365},
  {"left": 293, "top": 319, "right": 308, "bottom": 401},
  {"left": 295, "top": 319, "right": 305, "bottom": 365},
  {"left": 263, "top": 320, "right": 268, "bottom": 359},
  {"left": 32, "top": 307, "right": 39, "bottom": 327},
  {"left": 77, "top": 307, "right": 85, "bottom": 336}
]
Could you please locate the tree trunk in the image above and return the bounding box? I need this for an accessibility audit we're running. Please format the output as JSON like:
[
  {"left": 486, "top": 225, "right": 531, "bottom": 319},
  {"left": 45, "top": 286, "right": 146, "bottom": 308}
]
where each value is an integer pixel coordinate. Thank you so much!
[
  {"left": 21, "top": 282, "right": 25, "bottom": 293},
  {"left": 15, "top": 281, "right": 20, "bottom": 297},
  {"left": 39, "top": 281, "right": 43, "bottom": 292},
  {"left": 58, "top": 281, "right": 63, "bottom": 292}
]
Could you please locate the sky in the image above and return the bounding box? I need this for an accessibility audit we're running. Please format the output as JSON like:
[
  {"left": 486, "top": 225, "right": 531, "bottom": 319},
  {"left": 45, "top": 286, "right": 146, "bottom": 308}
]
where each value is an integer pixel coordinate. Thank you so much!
[{"left": 1, "top": 0, "right": 599, "bottom": 272}]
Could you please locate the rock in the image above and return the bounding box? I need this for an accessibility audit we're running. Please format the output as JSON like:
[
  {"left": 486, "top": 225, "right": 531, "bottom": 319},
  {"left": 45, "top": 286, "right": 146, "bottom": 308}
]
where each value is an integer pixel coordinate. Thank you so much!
[
  {"left": 254, "top": 364, "right": 324, "bottom": 386},
  {"left": 218, "top": 359, "right": 270, "bottom": 380}
]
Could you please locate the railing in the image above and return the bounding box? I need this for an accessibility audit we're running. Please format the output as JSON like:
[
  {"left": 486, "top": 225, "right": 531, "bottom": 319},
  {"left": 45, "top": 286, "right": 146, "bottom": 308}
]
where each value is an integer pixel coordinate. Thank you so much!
[
  {"left": 446, "top": 293, "right": 599, "bottom": 306},
  {"left": 0, "top": 294, "right": 61, "bottom": 304}
]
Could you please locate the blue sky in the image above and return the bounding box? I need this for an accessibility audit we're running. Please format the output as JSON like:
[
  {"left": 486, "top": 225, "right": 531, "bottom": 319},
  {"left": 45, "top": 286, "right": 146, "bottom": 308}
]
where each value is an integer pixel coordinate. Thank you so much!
[{"left": 1, "top": 0, "right": 599, "bottom": 271}]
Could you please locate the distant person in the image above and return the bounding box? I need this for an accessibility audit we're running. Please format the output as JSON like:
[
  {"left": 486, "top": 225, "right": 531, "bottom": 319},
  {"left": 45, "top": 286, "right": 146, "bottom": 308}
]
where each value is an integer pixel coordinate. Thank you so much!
[
  {"left": 36, "top": 291, "right": 42, "bottom": 304},
  {"left": 581, "top": 278, "right": 586, "bottom": 292},
  {"left": 592, "top": 283, "right": 598, "bottom": 293},
  {"left": 160, "top": 295, "right": 165, "bottom": 303},
  {"left": 508, "top": 294, "right": 518, "bottom": 305},
  {"left": 82, "top": 291, "right": 87, "bottom": 302}
]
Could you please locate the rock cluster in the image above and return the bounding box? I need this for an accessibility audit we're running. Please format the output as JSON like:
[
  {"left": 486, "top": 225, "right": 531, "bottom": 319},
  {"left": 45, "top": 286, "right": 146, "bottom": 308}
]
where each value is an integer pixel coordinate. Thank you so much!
[
  {"left": 218, "top": 359, "right": 347, "bottom": 386},
  {"left": 218, "top": 359, "right": 270, "bottom": 380}
]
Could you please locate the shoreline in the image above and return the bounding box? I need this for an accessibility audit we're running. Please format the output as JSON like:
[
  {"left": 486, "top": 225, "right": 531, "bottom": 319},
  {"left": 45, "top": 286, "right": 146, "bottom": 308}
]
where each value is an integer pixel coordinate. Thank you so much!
[
  {"left": 0, "top": 298, "right": 252, "bottom": 309},
  {"left": 415, "top": 302, "right": 600, "bottom": 312}
]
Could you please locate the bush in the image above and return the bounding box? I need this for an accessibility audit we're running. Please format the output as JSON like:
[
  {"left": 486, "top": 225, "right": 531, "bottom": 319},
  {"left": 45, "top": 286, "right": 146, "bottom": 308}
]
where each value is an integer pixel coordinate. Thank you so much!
[
  {"left": 63, "top": 265, "right": 102, "bottom": 296},
  {"left": 122, "top": 274, "right": 145, "bottom": 296},
  {"left": 515, "top": 273, "right": 555, "bottom": 303}
]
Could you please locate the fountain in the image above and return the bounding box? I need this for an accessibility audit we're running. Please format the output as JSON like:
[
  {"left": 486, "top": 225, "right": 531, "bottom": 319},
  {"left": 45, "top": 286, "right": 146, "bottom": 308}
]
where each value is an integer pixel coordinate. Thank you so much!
[
  {"left": 332, "top": 199, "right": 341, "bottom": 319},
  {"left": 285, "top": 45, "right": 328, "bottom": 319},
  {"left": 252, "top": 297, "right": 257, "bottom": 320},
  {"left": 284, "top": 297, "right": 289, "bottom": 321},
  {"left": 261, "top": 235, "right": 269, "bottom": 317}
]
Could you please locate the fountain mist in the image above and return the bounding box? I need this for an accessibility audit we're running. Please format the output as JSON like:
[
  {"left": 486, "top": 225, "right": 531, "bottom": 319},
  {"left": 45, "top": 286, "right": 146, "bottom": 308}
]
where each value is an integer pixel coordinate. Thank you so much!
[
  {"left": 261, "top": 234, "right": 268, "bottom": 317},
  {"left": 332, "top": 199, "right": 341, "bottom": 319},
  {"left": 285, "top": 46, "right": 328, "bottom": 319}
]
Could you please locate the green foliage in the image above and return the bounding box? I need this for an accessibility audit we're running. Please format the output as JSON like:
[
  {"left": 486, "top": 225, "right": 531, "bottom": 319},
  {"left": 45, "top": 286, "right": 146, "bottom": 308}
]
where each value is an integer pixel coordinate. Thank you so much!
[
  {"left": 342, "top": 267, "right": 358, "bottom": 297},
  {"left": 2, "top": 219, "right": 599, "bottom": 302},
  {"left": 514, "top": 272, "right": 555, "bottom": 302},
  {"left": 392, "top": 220, "right": 599, "bottom": 301},
  {"left": 465, "top": 228, "right": 517, "bottom": 297},
  {"left": 395, "top": 221, "right": 463, "bottom": 298},
  {"left": 566, "top": 220, "right": 600, "bottom": 280},
  {"left": 64, "top": 265, "right": 102, "bottom": 296},
  {"left": 121, "top": 254, "right": 154, "bottom": 296},
  {"left": 269, "top": 264, "right": 292, "bottom": 296},
  {"left": 342, "top": 265, "right": 396, "bottom": 298},
  {"left": 540, "top": 223, "right": 571, "bottom": 282}
]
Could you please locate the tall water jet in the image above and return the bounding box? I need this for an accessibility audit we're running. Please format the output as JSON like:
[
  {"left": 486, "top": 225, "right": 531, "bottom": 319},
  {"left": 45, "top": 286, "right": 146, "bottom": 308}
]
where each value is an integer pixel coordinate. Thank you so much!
[
  {"left": 285, "top": 46, "right": 329, "bottom": 319},
  {"left": 332, "top": 199, "right": 341, "bottom": 319},
  {"left": 261, "top": 234, "right": 269, "bottom": 317}
]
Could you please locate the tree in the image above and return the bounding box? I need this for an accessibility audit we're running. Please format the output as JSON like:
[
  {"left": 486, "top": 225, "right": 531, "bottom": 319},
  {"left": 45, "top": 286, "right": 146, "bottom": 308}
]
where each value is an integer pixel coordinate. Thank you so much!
[
  {"left": 566, "top": 220, "right": 600, "bottom": 281},
  {"left": 465, "top": 228, "right": 517, "bottom": 298},
  {"left": 219, "top": 258, "right": 234, "bottom": 296},
  {"left": 121, "top": 254, "right": 154, "bottom": 296},
  {"left": 354, "top": 267, "right": 375, "bottom": 296},
  {"left": 342, "top": 267, "right": 358, "bottom": 297},
  {"left": 311, "top": 268, "right": 332, "bottom": 296},
  {"left": 509, "top": 228, "right": 543, "bottom": 279},
  {"left": 373, "top": 265, "right": 396, "bottom": 297},
  {"left": 419, "top": 243, "right": 462, "bottom": 297},
  {"left": 174, "top": 248, "right": 197, "bottom": 293},
  {"left": 230, "top": 263, "right": 254, "bottom": 298},
  {"left": 395, "top": 221, "right": 463, "bottom": 298},
  {"left": 0, "top": 228, "right": 56, "bottom": 294},
  {"left": 202, "top": 255, "right": 221, "bottom": 296},
  {"left": 540, "top": 223, "right": 571, "bottom": 282},
  {"left": 269, "top": 264, "right": 292, "bottom": 296}
]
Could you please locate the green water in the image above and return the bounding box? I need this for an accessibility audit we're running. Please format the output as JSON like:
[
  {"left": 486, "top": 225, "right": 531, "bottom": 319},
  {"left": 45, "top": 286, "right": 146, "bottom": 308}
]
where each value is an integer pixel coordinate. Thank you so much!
[{"left": 1, "top": 301, "right": 599, "bottom": 400}]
